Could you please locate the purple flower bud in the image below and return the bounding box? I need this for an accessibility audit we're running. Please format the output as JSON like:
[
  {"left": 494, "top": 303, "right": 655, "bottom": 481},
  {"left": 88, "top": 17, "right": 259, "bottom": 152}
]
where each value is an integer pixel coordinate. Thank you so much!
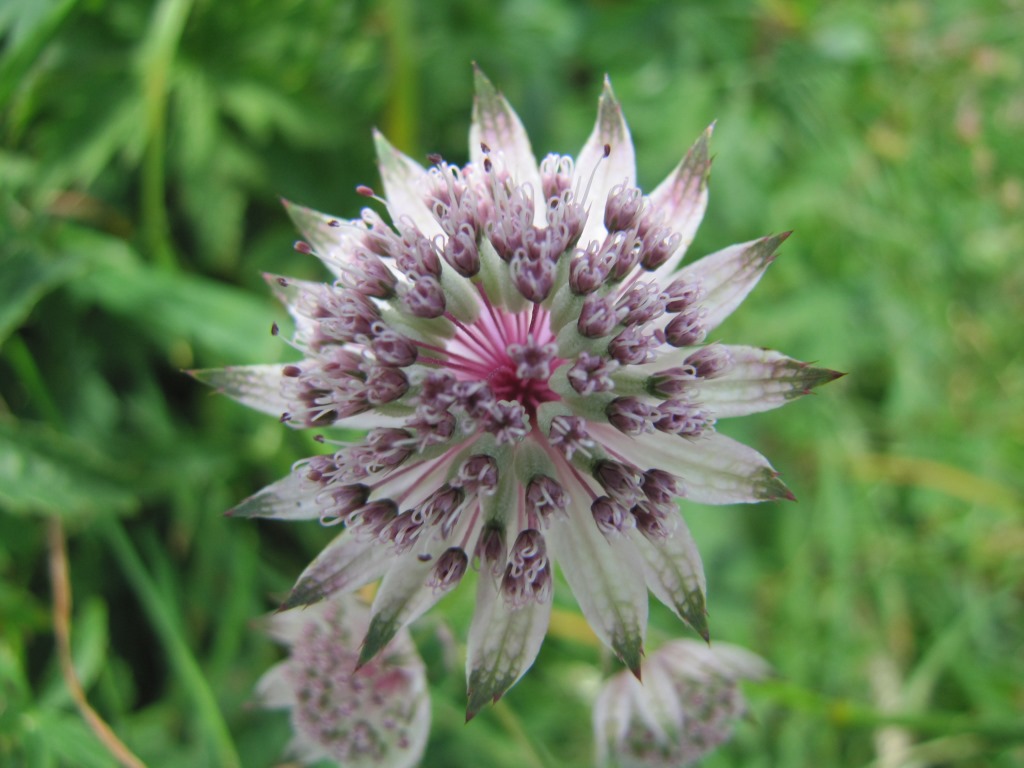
[
  {"left": 502, "top": 529, "right": 552, "bottom": 608},
  {"left": 302, "top": 455, "right": 338, "bottom": 485},
  {"left": 345, "top": 248, "right": 397, "bottom": 298},
  {"left": 525, "top": 475, "right": 568, "bottom": 525},
  {"left": 365, "top": 428, "right": 413, "bottom": 469},
  {"left": 606, "top": 396, "right": 658, "bottom": 435},
  {"left": 632, "top": 498, "right": 676, "bottom": 539},
  {"left": 510, "top": 249, "right": 556, "bottom": 303},
  {"left": 647, "top": 366, "right": 699, "bottom": 398},
  {"left": 545, "top": 192, "right": 586, "bottom": 254},
  {"left": 382, "top": 509, "right": 424, "bottom": 552},
  {"left": 507, "top": 336, "right": 558, "bottom": 380},
  {"left": 591, "top": 495, "right": 634, "bottom": 536},
  {"left": 360, "top": 209, "right": 401, "bottom": 257},
  {"left": 416, "top": 370, "right": 456, "bottom": 414},
  {"left": 443, "top": 222, "right": 481, "bottom": 277},
  {"left": 487, "top": 400, "right": 529, "bottom": 445},
  {"left": 664, "top": 307, "right": 707, "bottom": 347},
  {"left": 371, "top": 329, "right": 419, "bottom": 367},
  {"left": 578, "top": 294, "right": 619, "bottom": 338},
  {"left": 475, "top": 523, "right": 506, "bottom": 576},
  {"left": 594, "top": 460, "right": 645, "bottom": 506},
  {"left": 317, "top": 484, "right": 370, "bottom": 526},
  {"left": 365, "top": 366, "right": 409, "bottom": 405},
  {"left": 395, "top": 231, "right": 442, "bottom": 278},
  {"left": 641, "top": 469, "right": 684, "bottom": 505},
  {"left": 616, "top": 281, "right": 666, "bottom": 326},
  {"left": 349, "top": 498, "right": 400, "bottom": 537},
  {"left": 453, "top": 380, "right": 497, "bottom": 423},
  {"left": 654, "top": 399, "right": 713, "bottom": 437},
  {"left": 548, "top": 415, "right": 595, "bottom": 460},
  {"left": 639, "top": 225, "right": 683, "bottom": 271},
  {"left": 685, "top": 345, "right": 734, "bottom": 379},
  {"left": 402, "top": 275, "right": 447, "bottom": 318},
  {"left": 428, "top": 547, "right": 469, "bottom": 591},
  {"left": 418, "top": 484, "right": 465, "bottom": 537},
  {"left": 540, "top": 154, "right": 574, "bottom": 202},
  {"left": 604, "top": 183, "right": 645, "bottom": 232},
  {"left": 315, "top": 287, "right": 380, "bottom": 343},
  {"left": 567, "top": 351, "right": 619, "bottom": 395},
  {"left": 454, "top": 455, "right": 499, "bottom": 496},
  {"left": 607, "top": 231, "right": 642, "bottom": 281},
  {"left": 607, "top": 326, "right": 664, "bottom": 366},
  {"left": 408, "top": 409, "right": 457, "bottom": 448},
  {"left": 569, "top": 242, "right": 613, "bottom": 295},
  {"left": 661, "top": 278, "right": 704, "bottom": 312}
]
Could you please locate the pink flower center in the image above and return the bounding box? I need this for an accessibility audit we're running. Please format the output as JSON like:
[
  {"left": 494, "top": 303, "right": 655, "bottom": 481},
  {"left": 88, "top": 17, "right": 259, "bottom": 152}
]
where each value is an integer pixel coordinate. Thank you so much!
[{"left": 445, "top": 298, "right": 563, "bottom": 424}]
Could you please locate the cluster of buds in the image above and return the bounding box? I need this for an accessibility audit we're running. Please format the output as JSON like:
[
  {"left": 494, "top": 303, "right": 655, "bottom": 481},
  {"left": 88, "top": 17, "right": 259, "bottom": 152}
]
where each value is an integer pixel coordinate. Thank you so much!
[
  {"left": 255, "top": 595, "right": 429, "bottom": 768},
  {"left": 593, "top": 640, "right": 769, "bottom": 767}
]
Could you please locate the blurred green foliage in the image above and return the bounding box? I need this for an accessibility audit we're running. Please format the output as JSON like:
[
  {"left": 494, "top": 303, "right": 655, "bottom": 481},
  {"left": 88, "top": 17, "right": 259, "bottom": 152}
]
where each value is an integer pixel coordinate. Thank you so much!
[{"left": 2, "top": 0, "right": 1022, "bottom": 765}]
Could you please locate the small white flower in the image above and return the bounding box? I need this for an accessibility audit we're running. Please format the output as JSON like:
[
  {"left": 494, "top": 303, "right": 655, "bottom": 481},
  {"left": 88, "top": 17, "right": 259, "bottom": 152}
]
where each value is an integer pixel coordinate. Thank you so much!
[
  {"left": 256, "top": 595, "right": 430, "bottom": 768},
  {"left": 196, "top": 66, "right": 840, "bottom": 718},
  {"left": 593, "top": 640, "right": 769, "bottom": 768}
]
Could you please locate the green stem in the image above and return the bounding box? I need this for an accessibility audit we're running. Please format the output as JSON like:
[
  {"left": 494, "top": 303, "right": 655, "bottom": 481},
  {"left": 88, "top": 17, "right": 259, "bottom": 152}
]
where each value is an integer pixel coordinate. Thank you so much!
[
  {"left": 3, "top": 333, "right": 63, "bottom": 427},
  {"left": 101, "top": 518, "right": 240, "bottom": 768},
  {"left": 382, "top": 0, "right": 417, "bottom": 154},
  {"left": 137, "top": 0, "right": 194, "bottom": 270},
  {"left": 491, "top": 700, "right": 552, "bottom": 768},
  {"left": 749, "top": 679, "right": 1024, "bottom": 742}
]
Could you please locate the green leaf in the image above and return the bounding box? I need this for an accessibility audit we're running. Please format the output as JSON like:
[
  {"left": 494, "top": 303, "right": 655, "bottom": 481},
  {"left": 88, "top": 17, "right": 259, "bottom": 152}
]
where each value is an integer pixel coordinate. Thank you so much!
[
  {"left": 0, "top": 0, "right": 81, "bottom": 109},
  {"left": 35, "top": 709, "right": 120, "bottom": 768},
  {"left": 0, "top": 419, "right": 137, "bottom": 519},
  {"left": 0, "top": 242, "right": 83, "bottom": 344},
  {"left": 62, "top": 226, "right": 281, "bottom": 364}
]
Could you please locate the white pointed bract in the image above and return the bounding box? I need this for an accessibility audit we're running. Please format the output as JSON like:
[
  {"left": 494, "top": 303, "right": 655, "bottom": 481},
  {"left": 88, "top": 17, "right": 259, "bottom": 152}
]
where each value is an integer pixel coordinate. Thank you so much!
[
  {"left": 593, "top": 640, "right": 769, "bottom": 768},
  {"left": 255, "top": 595, "right": 430, "bottom": 768},
  {"left": 198, "top": 66, "right": 840, "bottom": 715}
]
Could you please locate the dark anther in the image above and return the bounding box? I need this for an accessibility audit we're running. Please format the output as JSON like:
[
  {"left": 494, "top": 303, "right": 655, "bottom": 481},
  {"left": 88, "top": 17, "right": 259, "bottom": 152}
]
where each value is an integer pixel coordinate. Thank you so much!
[
  {"left": 283, "top": 365, "right": 301, "bottom": 377},
  {"left": 356, "top": 185, "right": 376, "bottom": 197},
  {"left": 480, "top": 142, "right": 491, "bottom": 154},
  {"left": 270, "top": 322, "right": 280, "bottom": 336},
  {"left": 279, "top": 412, "right": 291, "bottom": 423},
  {"left": 427, "top": 153, "right": 443, "bottom": 164},
  {"left": 276, "top": 277, "right": 289, "bottom": 286},
  {"left": 313, "top": 434, "right": 325, "bottom": 443},
  {"left": 603, "top": 143, "right": 611, "bottom": 157},
  {"left": 328, "top": 219, "right": 340, "bottom": 227},
  {"left": 417, "top": 553, "right": 433, "bottom": 562},
  {"left": 294, "top": 240, "right": 312, "bottom": 254}
]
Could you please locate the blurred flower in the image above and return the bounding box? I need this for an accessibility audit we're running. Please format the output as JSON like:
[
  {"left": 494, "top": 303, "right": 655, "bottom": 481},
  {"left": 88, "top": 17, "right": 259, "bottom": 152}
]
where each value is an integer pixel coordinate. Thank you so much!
[
  {"left": 255, "top": 595, "right": 430, "bottom": 768},
  {"left": 593, "top": 640, "right": 769, "bottom": 768},
  {"left": 195, "top": 66, "right": 840, "bottom": 716}
]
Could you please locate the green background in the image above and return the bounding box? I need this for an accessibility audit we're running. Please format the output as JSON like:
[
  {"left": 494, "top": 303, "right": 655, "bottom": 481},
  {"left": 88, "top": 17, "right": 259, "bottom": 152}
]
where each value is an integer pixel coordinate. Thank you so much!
[{"left": 1, "top": 0, "right": 1021, "bottom": 765}]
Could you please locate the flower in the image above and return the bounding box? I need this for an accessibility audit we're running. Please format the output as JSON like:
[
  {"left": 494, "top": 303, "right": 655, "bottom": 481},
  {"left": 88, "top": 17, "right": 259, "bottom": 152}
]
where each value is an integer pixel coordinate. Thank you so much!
[
  {"left": 593, "top": 640, "right": 769, "bottom": 768},
  {"left": 255, "top": 594, "right": 430, "bottom": 768},
  {"left": 194, "top": 66, "right": 840, "bottom": 718}
]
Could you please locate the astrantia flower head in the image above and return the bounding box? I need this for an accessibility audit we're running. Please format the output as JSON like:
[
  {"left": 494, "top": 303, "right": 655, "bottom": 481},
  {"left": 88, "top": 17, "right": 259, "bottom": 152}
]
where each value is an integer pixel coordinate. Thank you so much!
[
  {"left": 593, "top": 640, "right": 769, "bottom": 768},
  {"left": 255, "top": 595, "right": 430, "bottom": 768},
  {"left": 196, "top": 66, "right": 840, "bottom": 717}
]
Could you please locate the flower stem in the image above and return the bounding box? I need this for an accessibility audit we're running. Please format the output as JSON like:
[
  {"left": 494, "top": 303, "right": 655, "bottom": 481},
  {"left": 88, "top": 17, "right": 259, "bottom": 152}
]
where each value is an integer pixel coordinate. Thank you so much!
[
  {"left": 137, "top": 0, "right": 194, "bottom": 269},
  {"left": 748, "top": 679, "right": 1024, "bottom": 742},
  {"left": 48, "top": 518, "right": 147, "bottom": 768}
]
